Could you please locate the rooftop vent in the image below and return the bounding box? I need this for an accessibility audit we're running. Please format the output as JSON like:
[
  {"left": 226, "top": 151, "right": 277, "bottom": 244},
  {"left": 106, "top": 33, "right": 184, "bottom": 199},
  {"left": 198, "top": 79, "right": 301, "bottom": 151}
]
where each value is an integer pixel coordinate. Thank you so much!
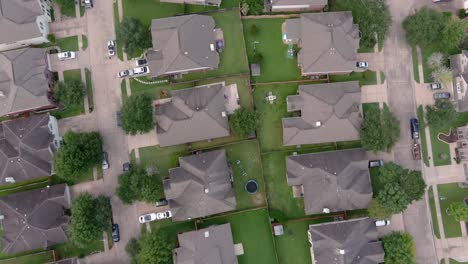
[
  {"left": 221, "top": 111, "right": 226, "bottom": 117},
  {"left": 204, "top": 188, "right": 209, "bottom": 194},
  {"left": 323, "top": 208, "right": 330, "bottom": 214},
  {"left": 184, "top": 51, "right": 188, "bottom": 55},
  {"left": 210, "top": 44, "right": 215, "bottom": 51},
  {"left": 204, "top": 231, "right": 210, "bottom": 238},
  {"left": 0, "top": 91, "right": 4, "bottom": 97},
  {"left": 314, "top": 121, "right": 322, "bottom": 127},
  {"left": 339, "top": 249, "right": 345, "bottom": 255}
]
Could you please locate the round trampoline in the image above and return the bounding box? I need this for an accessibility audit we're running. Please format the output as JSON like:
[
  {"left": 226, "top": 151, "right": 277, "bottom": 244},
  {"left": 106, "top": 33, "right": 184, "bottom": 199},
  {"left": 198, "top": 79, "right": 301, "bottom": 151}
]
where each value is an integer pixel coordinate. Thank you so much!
[{"left": 245, "top": 180, "right": 258, "bottom": 194}]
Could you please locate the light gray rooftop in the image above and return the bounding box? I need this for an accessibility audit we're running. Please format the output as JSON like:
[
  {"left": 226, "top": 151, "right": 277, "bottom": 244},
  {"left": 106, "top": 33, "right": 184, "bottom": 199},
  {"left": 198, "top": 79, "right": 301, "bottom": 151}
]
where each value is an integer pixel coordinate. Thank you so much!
[
  {"left": 174, "top": 223, "right": 238, "bottom": 264},
  {"left": 164, "top": 149, "right": 236, "bottom": 221},
  {"left": 0, "top": 0, "right": 43, "bottom": 44},
  {"left": 0, "top": 184, "right": 70, "bottom": 254},
  {"left": 286, "top": 12, "right": 360, "bottom": 75},
  {"left": 0, "top": 114, "right": 54, "bottom": 185},
  {"left": 286, "top": 149, "right": 372, "bottom": 214},
  {"left": 155, "top": 83, "right": 230, "bottom": 147},
  {"left": 308, "top": 218, "right": 384, "bottom": 264},
  {"left": 282, "top": 81, "right": 362, "bottom": 146},
  {"left": 0, "top": 48, "right": 51, "bottom": 116},
  {"left": 148, "top": 14, "right": 219, "bottom": 77}
]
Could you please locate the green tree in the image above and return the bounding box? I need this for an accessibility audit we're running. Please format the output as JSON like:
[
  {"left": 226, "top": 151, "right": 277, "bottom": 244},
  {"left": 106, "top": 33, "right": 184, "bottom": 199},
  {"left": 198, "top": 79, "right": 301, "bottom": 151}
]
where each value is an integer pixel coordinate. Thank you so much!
[
  {"left": 426, "top": 99, "right": 457, "bottom": 128},
  {"left": 54, "top": 132, "right": 102, "bottom": 182},
  {"left": 381, "top": 104, "right": 401, "bottom": 151},
  {"left": 378, "top": 162, "right": 406, "bottom": 184},
  {"left": 54, "top": 80, "right": 85, "bottom": 106},
  {"left": 439, "top": 15, "right": 468, "bottom": 52},
  {"left": 121, "top": 94, "right": 154, "bottom": 135},
  {"left": 126, "top": 238, "right": 140, "bottom": 264},
  {"left": 229, "top": 107, "right": 260, "bottom": 138},
  {"left": 360, "top": 104, "right": 399, "bottom": 152},
  {"left": 400, "top": 170, "right": 426, "bottom": 202},
  {"left": 136, "top": 231, "right": 173, "bottom": 264},
  {"left": 377, "top": 183, "right": 410, "bottom": 214},
  {"left": 116, "top": 167, "right": 162, "bottom": 204},
  {"left": 117, "top": 17, "right": 151, "bottom": 56},
  {"left": 368, "top": 198, "right": 392, "bottom": 220},
  {"left": 382, "top": 232, "right": 416, "bottom": 264},
  {"left": 69, "top": 194, "right": 102, "bottom": 247},
  {"left": 95, "top": 196, "right": 112, "bottom": 229},
  {"left": 448, "top": 202, "right": 468, "bottom": 221}
]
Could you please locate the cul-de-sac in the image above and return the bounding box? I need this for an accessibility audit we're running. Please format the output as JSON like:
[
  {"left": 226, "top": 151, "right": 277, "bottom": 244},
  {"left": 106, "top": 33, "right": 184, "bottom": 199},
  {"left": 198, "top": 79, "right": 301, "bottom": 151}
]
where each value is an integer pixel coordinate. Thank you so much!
[{"left": 1, "top": 0, "right": 468, "bottom": 263}]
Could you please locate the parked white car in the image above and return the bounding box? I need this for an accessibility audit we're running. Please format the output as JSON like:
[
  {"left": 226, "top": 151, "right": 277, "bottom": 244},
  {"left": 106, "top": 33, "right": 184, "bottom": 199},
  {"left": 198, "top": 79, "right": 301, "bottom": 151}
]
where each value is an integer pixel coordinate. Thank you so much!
[
  {"left": 156, "top": 210, "right": 172, "bottom": 220},
  {"left": 118, "top": 69, "right": 134, "bottom": 78},
  {"left": 139, "top": 213, "right": 157, "bottom": 223},
  {"left": 375, "top": 220, "right": 390, "bottom": 227},
  {"left": 58, "top": 51, "right": 76, "bottom": 60},
  {"left": 133, "top": 66, "right": 149, "bottom": 75},
  {"left": 107, "top": 40, "right": 115, "bottom": 57}
]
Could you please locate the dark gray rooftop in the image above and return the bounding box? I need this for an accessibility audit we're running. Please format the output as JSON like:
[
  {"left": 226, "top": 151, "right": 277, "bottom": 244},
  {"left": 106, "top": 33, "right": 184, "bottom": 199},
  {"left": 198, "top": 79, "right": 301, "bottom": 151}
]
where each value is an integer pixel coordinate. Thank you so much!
[
  {"left": 0, "top": 0, "right": 44, "bottom": 44},
  {"left": 0, "top": 184, "right": 70, "bottom": 254},
  {"left": 282, "top": 81, "right": 361, "bottom": 146},
  {"left": 173, "top": 223, "right": 238, "bottom": 264},
  {"left": 0, "top": 114, "right": 54, "bottom": 185},
  {"left": 286, "top": 149, "right": 372, "bottom": 214},
  {"left": 164, "top": 149, "right": 236, "bottom": 221},
  {"left": 308, "top": 218, "right": 384, "bottom": 264},
  {"left": 155, "top": 83, "right": 230, "bottom": 147},
  {"left": 148, "top": 15, "right": 219, "bottom": 77}
]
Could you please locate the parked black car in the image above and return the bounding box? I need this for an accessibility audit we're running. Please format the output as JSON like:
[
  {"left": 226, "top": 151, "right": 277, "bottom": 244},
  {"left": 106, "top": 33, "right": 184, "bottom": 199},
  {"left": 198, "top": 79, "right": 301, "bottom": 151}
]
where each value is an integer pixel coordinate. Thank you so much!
[
  {"left": 116, "top": 111, "right": 122, "bottom": 127},
  {"left": 123, "top": 162, "right": 131, "bottom": 172},
  {"left": 112, "top": 224, "right": 120, "bottom": 242},
  {"left": 156, "top": 198, "right": 168, "bottom": 207},
  {"left": 410, "top": 118, "right": 420, "bottom": 139}
]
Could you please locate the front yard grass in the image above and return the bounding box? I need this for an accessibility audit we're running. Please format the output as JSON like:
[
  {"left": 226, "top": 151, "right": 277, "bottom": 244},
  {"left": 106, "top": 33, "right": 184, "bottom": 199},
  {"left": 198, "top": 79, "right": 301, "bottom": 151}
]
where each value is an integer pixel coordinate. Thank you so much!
[
  {"left": 243, "top": 18, "right": 301, "bottom": 83},
  {"left": 437, "top": 183, "right": 468, "bottom": 238},
  {"left": 82, "top": 35, "right": 88, "bottom": 50},
  {"left": 56, "top": 36, "right": 79, "bottom": 52},
  {"left": 58, "top": 3, "right": 76, "bottom": 18},
  {"left": 329, "top": 70, "right": 377, "bottom": 86},
  {"left": 50, "top": 70, "right": 85, "bottom": 119},
  {"left": 411, "top": 46, "right": 420, "bottom": 83},
  {"left": 418, "top": 106, "right": 430, "bottom": 167},
  {"left": 200, "top": 208, "right": 277, "bottom": 264},
  {"left": 85, "top": 69, "right": 94, "bottom": 112},
  {"left": 428, "top": 186, "right": 441, "bottom": 239}
]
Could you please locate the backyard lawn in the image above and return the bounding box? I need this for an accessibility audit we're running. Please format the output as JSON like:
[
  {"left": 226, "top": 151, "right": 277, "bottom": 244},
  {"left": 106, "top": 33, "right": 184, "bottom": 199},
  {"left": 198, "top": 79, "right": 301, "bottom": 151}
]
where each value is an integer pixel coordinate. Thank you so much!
[
  {"left": 122, "top": 0, "right": 184, "bottom": 27},
  {"left": 428, "top": 186, "right": 441, "bottom": 239},
  {"left": 243, "top": 18, "right": 302, "bottom": 83},
  {"left": 437, "top": 183, "right": 468, "bottom": 238},
  {"left": 150, "top": 219, "right": 196, "bottom": 246},
  {"left": 200, "top": 208, "right": 277, "bottom": 264},
  {"left": 50, "top": 70, "right": 85, "bottom": 119},
  {"left": 329, "top": 70, "right": 377, "bottom": 86},
  {"left": 56, "top": 36, "right": 79, "bottom": 52}
]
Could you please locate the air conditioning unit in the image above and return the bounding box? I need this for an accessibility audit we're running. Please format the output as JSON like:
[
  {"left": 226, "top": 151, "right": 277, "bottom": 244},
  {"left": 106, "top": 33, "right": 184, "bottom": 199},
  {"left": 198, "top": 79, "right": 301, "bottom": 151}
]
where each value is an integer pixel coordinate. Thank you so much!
[{"left": 323, "top": 208, "right": 330, "bottom": 214}]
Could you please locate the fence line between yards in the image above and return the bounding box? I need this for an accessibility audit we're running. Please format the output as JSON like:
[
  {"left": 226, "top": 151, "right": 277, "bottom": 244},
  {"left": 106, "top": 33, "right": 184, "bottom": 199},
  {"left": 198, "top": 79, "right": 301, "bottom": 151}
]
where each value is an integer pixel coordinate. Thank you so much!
[
  {"left": 0, "top": 179, "right": 49, "bottom": 194},
  {"left": 252, "top": 77, "right": 329, "bottom": 87},
  {"left": 242, "top": 14, "right": 300, "bottom": 19}
]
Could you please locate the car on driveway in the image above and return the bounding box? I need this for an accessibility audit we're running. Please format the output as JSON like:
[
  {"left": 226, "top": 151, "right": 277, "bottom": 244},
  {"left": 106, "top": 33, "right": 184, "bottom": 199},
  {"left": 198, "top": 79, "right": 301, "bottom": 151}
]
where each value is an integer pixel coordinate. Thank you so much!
[
  {"left": 112, "top": 224, "right": 120, "bottom": 242},
  {"left": 116, "top": 111, "right": 122, "bottom": 127},
  {"left": 429, "top": 83, "right": 442, "bottom": 90},
  {"left": 123, "top": 162, "right": 131, "bottom": 172},
  {"left": 356, "top": 61, "right": 369, "bottom": 69},
  {"left": 136, "top": 58, "right": 147, "bottom": 66},
  {"left": 433, "top": 92, "right": 450, "bottom": 100},
  {"left": 107, "top": 40, "right": 115, "bottom": 57},
  {"left": 156, "top": 198, "right": 168, "bottom": 207},
  {"left": 368, "top": 160, "right": 384, "bottom": 168},
  {"left": 133, "top": 66, "right": 149, "bottom": 75},
  {"left": 118, "top": 69, "right": 133, "bottom": 78},
  {"left": 139, "top": 213, "right": 157, "bottom": 223},
  {"left": 102, "top": 152, "right": 109, "bottom": 170},
  {"left": 156, "top": 210, "right": 172, "bottom": 220},
  {"left": 58, "top": 51, "right": 76, "bottom": 60},
  {"left": 375, "top": 220, "right": 390, "bottom": 227}
]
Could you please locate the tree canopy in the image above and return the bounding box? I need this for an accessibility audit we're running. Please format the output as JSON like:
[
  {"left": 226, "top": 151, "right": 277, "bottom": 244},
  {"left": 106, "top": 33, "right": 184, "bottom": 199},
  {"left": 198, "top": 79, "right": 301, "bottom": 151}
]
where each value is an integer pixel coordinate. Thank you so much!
[
  {"left": 116, "top": 167, "right": 162, "bottom": 204},
  {"left": 360, "top": 104, "right": 400, "bottom": 152},
  {"left": 54, "top": 132, "right": 102, "bottom": 182},
  {"left": 403, "top": 7, "right": 468, "bottom": 52},
  {"left": 54, "top": 80, "right": 85, "bottom": 107},
  {"left": 448, "top": 202, "right": 468, "bottom": 221},
  {"left": 69, "top": 194, "right": 112, "bottom": 248},
  {"left": 117, "top": 17, "right": 151, "bottom": 56},
  {"left": 121, "top": 94, "right": 154, "bottom": 135},
  {"left": 425, "top": 99, "right": 457, "bottom": 128},
  {"left": 368, "top": 198, "right": 392, "bottom": 220},
  {"left": 377, "top": 183, "right": 410, "bottom": 214},
  {"left": 136, "top": 231, "right": 173, "bottom": 264},
  {"left": 229, "top": 107, "right": 260, "bottom": 138},
  {"left": 382, "top": 232, "right": 416, "bottom": 264}
]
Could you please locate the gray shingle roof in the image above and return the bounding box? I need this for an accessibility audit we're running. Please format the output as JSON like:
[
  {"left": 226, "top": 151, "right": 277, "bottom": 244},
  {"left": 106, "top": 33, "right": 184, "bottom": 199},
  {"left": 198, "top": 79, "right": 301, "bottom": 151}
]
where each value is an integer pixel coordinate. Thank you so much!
[
  {"left": 174, "top": 223, "right": 238, "bottom": 264},
  {"left": 282, "top": 81, "right": 361, "bottom": 146},
  {"left": 308, "top": 218, "right": 384, "bottom": 264},
  {"left": 148, "top": 15, "right": 219, "bottom": 77},
  {"left": 286, "top": 149, "right": 372, "bottom": 214},
  {"left": 0, "top": 114, "right": 54, "bottom": 185},
  {"left": 164, "top": 149, "right": 236, "bottom": 221},
  {"left": 285, "top": 12, "right": 360, "bottom": 75},
  {"left": 0, "top": 48, "right": 51, "bottom": 116},
  {"left": 0, "top": 184, "right": 70, "bottom": 254},
  {"left": 0, "top": 0, "right": 44, "bottom": 44},
  {"left": 155, "top": 83, "right": 230, "bottom": 147}
]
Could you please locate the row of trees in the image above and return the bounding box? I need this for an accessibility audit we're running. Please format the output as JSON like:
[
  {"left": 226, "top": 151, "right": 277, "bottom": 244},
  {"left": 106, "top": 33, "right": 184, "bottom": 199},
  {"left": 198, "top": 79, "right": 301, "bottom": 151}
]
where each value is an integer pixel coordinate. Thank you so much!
[
  {"left": 369, "top": 163, "right": 426, "bottom": 219},
  {"left": 360, "top": 104, "right": 400, "bottom": 152},
  {"left": 116, "top": 167, "right": 162, "bottom": 204}
]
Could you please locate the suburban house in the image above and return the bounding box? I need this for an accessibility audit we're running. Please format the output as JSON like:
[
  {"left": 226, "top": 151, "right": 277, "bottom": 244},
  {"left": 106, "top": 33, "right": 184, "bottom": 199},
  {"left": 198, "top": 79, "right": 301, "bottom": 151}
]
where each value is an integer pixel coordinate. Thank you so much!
[
  {"left": 160, "top": 0, "right": 221, "bottom": 6},
  {"left": 0, "top": 184, "right": 71, "bottom": 254},
  {"left": 456, "top": 124, "right": 468, "bottom": 162},
  {"left": 173, "top": 224, "right": 242, "bottom": 264},
  {"left": 450, "top": 51, "right": 468, "bottom": 112},
  {"left": 282, "top": 81, "right": 362, "bottom": 146},
  {"left": 163, "top": 149, "right": 236, "bottom": 221},
  {"left": 155, "top": 83, "right": 231, "bottom": 147},
  {"left": 148, "top": 15, "right": 221, "bottom": 78},
  {"left": 286, "top": 149, "right": 372, "bottom": 215},
  {"left": 282, "top": 12, "right": 360, "bottom": 76},
  {"left": 0, "top": 0, "right": 52, "bottom": 52},
  {"left": 0, "top": 47, "right": 55, "bottom": 117},
  {"left": 308, "top": 218, "right": 384, "bottom": 263},
  {"left": 269, "top": 0, "right": 327, "bottom": 12},
  {"left": 0, "top": 114, "right": 61, "bottom": 185}
]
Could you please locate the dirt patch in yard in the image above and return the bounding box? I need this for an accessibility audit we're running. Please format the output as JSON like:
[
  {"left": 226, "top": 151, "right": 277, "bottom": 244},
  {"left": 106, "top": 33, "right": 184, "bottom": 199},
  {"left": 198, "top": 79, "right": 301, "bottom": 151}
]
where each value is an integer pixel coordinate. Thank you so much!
[{"left": 438, "top": 128, "right": 457, "bottom": 144}]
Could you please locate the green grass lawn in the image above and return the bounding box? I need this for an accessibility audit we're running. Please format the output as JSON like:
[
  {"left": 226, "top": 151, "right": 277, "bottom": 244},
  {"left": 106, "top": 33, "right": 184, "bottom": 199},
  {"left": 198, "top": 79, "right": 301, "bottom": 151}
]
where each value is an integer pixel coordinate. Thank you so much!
[
  {"left": 122, "top": 0, "right": 184, "bottom": 27},
  {"left": 120, "top": 79, "right": 127, "bottom": 101},
  {"left": 437, "top": 183, "right": 468, "bottom": 238},
  {"left": 412, "top": 46, "right": 420, "bottom": 83},
  {"left": 200, "top": 208, "right": 278, "bottom": 264},
  {"left": 113, "top": 2, "right": 124, "bottom": 61},
  {"left": 449, "top": 259, "right": 468, "bottom": 264},
  {"left": 243, "top": 18, "right": 301, "bottom": 83},
  {"left": 80, "top": 4, "right": 85, "bottom": 17},
  {"left": 82, "top": 35, "right": 88, "bottom": 50},
  {"left": 428, "top": 186, "right": 441, "bottom": 239},
  {"left": 418, "top": 106, "right": 430, "bottom": 167},
  {"left": 50, "top": 70, "right": 85, "bottom": 119},
  {"left": 53, "top": 239, "right": 104, "bottom": 259},
  {"left": 58, "top": 3, "right": 76, "bottom": 18},
  {"left": 85, "top": 69, "right": 93, "bottom": 112},
  {"left": 56, "top": 36, "right": 79, "bottom": 52},
  {"left": 329, "top": 70, "right": 377, "bottom": 86},
  {"left": 369, "top": 167, "right": 384, "bottom": 196},
  {"left": 0, "top": 251, "right": 54, "bottom": 264},
  {"left": 380, "top": 71, "right": 385, "bottom": 84},
  {"left": 150, "top": 219, "right": 196, "bottom": 246},
  {"left": 225, "top": 140, "right": 266, "bottom": 210}
]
